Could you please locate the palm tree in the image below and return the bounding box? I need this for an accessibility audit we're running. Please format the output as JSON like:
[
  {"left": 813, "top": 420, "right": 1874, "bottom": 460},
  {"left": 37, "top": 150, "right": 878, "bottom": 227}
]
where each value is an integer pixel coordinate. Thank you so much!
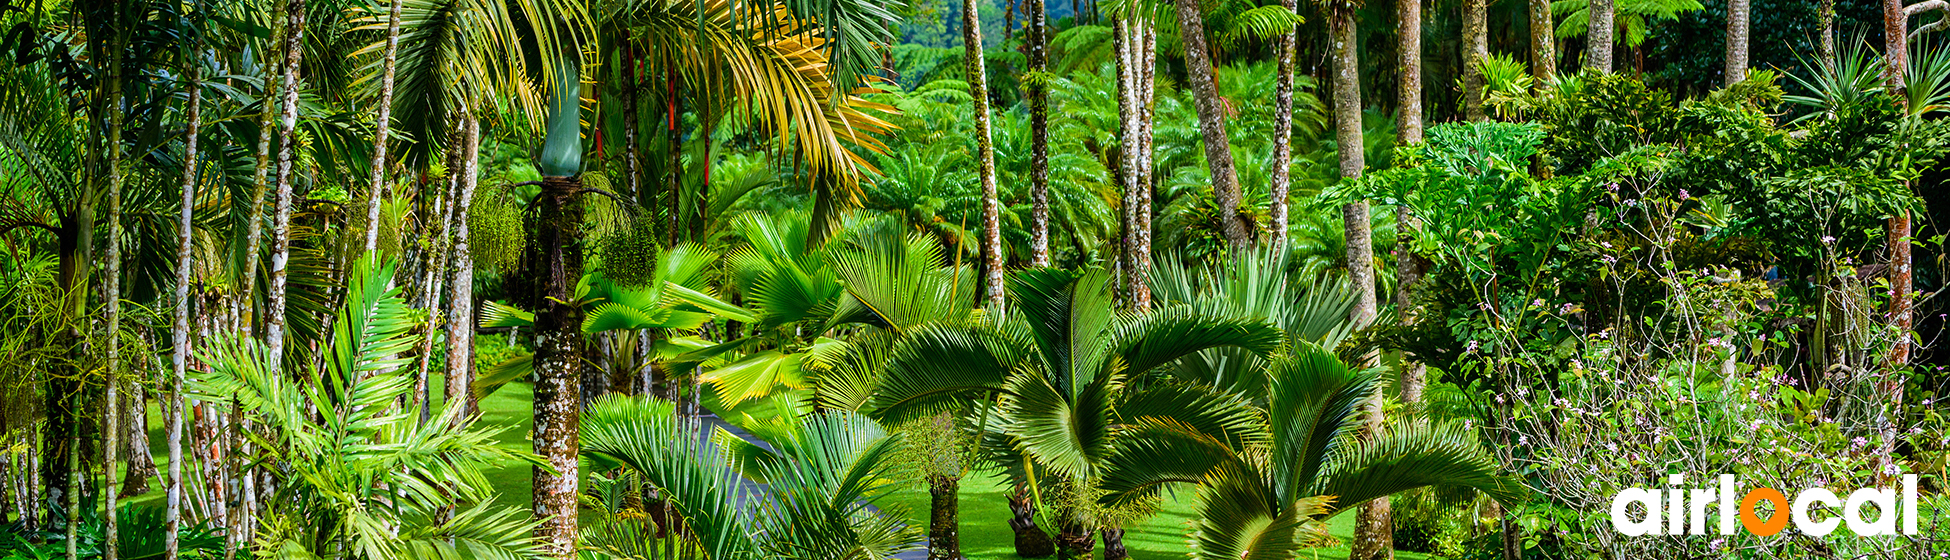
[
  {"left": 1271, "top": 0, "right": 1303, "bottom": 251},
  {"left": 166, "top": 4, "right": 207, "bottom": 557},
  {"left": 580, "top": 396, "right": 920, "bottom": 560},
  {"left": 190, "top": 258, "right": 547, "bottom": 559},
  {"left": 526, "top": 55, "right": 586, "bottom": 559},
  {"left": 362, "top": 0, "right": 405, "bottom": 255},
  {"left": 1095, "top": 344, "right": 1522, "bottom": 558},
  {"left": 1174, "top": 0, "right": 1249, "bottom": 247},
  {"left": 1725, "top": 0, "right": 1749, "bottom": 85},
  {"left": 964, "top": 0, "right": 1005, "bottom": 308},
  {"left": 264, "top": 0, "right": 306, "bottom": 369},
  {"left": 101, "top": 10, "right": 129, "bottom": 557},
  {"left": 1029, "top": 0, "right": 1052, "bottom": 267},
  {"left": 869, "top": 268, "right": 1284, "bottom": 559},
  {"left": 1399, "top": 0, "right": 1422, "bottom": 146}
]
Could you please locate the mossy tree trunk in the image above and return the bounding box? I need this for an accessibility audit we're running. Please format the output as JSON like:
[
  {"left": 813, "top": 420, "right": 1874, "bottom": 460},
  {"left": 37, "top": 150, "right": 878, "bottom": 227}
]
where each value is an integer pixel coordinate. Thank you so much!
[{"left": 927, "top": 474, "right": 966, "bottom": 560}]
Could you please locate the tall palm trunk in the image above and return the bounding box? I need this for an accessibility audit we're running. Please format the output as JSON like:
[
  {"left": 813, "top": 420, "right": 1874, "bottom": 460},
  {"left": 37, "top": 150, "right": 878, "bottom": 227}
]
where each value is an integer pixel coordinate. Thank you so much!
[
  {"left": 241, "top": 18, "right": 286, "bottom": 331},
  {"left": 363, "top": 0, "right": 406, "bottom": 255},
  {"left": 1462, "top": 0, "right": 1488, "bottom": 122},
  {"left": 102, "top": 19, "right": 127, "bottom": 560},
  {"left": 531, "top": 59, "right": 584, "bottom": 560},
  {"left": 1882, "top": 0, "right": 1912, "bottom": 483},
  {"left": 1116, "top": 19, "right": 1146, "bottom": 309},
  {"left": 446, "top": 114, "right": 482, "bottom": 421},
  {"left": 1332, "top": 7, "right": 1389, "bottom": 560},
  {"left": 1725, "top": 0, "right": 1750, "bottom": 85},
  {"left": 1400, "top": 0, "right": 1423, "bottom": 145},
  {"left": 167, "top": 27, "right": 205, "bottom": 560},
  {"left": 965, "top": 0, "right": 1005, "bottom": 309},
  {"left": 1132, "top": 26, "right": 1156, "bottom": 311},
  {"left": 266, "top": 0, "right": 308, "bottom": 370},
  {"left": 1528, "top": 0, "right": 1554, "bottom": 81},
  {"left": 1270, "top": 0, "right": 1298, "bottom": 249},
  {"left": 1028, "top": 0, "right": 1051, "bottom": 267},
  {"left": 1176, "top": 0, "right": 1249, "bottom": 246},
  {"left": 1588, "top": 0, "right": 1614, "bottom": 72}
]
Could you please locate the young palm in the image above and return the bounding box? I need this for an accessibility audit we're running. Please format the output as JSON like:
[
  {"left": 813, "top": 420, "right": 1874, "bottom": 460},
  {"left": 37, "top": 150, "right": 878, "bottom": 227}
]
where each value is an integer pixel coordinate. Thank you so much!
[
  {"left": 1096, "top": 343, "right": 1524, "bottom": 558},
  {"left": 869, "top": 267, "right": 1284, "bottom": 558}
]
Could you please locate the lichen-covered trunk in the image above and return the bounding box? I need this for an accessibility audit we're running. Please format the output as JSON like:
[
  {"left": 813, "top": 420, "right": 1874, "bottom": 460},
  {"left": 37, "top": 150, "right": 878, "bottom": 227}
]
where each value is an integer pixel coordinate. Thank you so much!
[
  {"left": 1399, "top": 0, "right": 1424, "bottom": 146},
  {"left": 1132, "top": 26, "right": 1155, "bottom": 311},
  {"left": 102, "top": 19, "right": 126, "bottom": 559},
  {"left": 1528, "top": 0, "right": 1554, "bottom": 82},
  {"left": 1462, "top": 0, "right": 1488, "bottom": 122},
  {"left": 265, "top": 0, "right": 308, "bottom": 371},
  {"left": 1115, "top": 19, "right": 1148, "bottom": 309},
  {"left": 964, "top": 0, "right": 1005, "bottom": 309},
  {"left": 240, "top": 17, "right": 286, "bottom": 333},
  {"left": 1724, "top": 0, "right": 1750, "bottom": 85},
  {"left": 1333, "top": 8, "right": 1390, "bottom": 560},
  {"left": 1885, "top": 0, "right": 1908, "bottom": 95},
  {"left": 1007, "top": 482, "right": 1056, "bottom": 558},
  {"left": 363, "top": 0, "right": 404, "bottom": 255},
  {"left": 927, "top": 474, "right": 966, "bottom": 560},
  {"left": 1027, "top": 0, "right": 1051, "bottom": 267},
  {"left": 1820, "top": 0, "right": 1836, "bottom": 64},
  {"left": 1395, "top": 206, "right": 1428, "bottom": 420},
  {"left": 1587, "top": 0, "right": 1614, "bottom": 73},
  {"left": 1270, "top": 0, "right": 1297, "bottom": 249},
  {"left": 1099, "top": 528, "right": 1127, "bottom": 560},
  {"left": 445, "top": 115, "right": 483, "bottom": 421},
  {"left": 531, "top": 175, "right": 585, "bottom": 559},
  {"left": 1176, "top": 0, "right": 1249, "bottom": 247},
  {"left": 167, "top": 51, "right": 203, "bottom": 560}
]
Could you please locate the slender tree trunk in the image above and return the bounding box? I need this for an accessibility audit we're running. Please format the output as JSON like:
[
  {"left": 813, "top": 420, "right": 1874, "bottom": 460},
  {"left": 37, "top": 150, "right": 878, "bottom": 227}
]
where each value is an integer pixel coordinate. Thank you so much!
[
  {"left": 1133, "top": 25, "right": 1156, "bottom": 310},
  {"left": 1400, "top": 0, "right": 1424, "bottom": 145},
  {"left": 1725, "top": 0, "right": 1750, "bottom": 85},
  {"left": 446, "top": 114, "right": 482, "bottom": 421},
  {"left": 1333, "top": 8, "right": 1390, "bottom": 560},
  {"left": 1176, "top": 0, "right": 1249, "bottom": 246},
  {"left": 1028, "top": 0, "right": 1051, "bottom": 267},
  {"left": 266, "top": 0, "right": 308, "bottom": 371},
  {"left": 927, "top": 474, "right": 966, "bottom": 560},
  {"left": 167, "top": 38, "right": 204, "bottom": 560},
  {"left": 965, "top": 0, "right": 1005, "bottom": 309},
  {"left": 530, "top": 176, "right": 584, "bottom": 559},
  {"left": 1820, "top": 0, "right": 1836, "bottom": 64},
  {"left": 1270, "top": 0, "right": 1298, "bottom": 249},
  {"left": 1116, "top": 20, "right": 1143, "bottom": 308},
  {"left": 1007, "top": 482, "right": 1056, "bottom": 558},
  {"left": 363, "top": 0, "right": 405, "bottom": 255},
  {"left": 1528, "top": 0, "right": 1554, "bottom": 81},
  {"left": 1588, "top": 0, "right": 1614, "bottom": 73},
  {"left": 102, "top": 18, "right": 126, "bottom": 559},
  {"left": 1463, "top": 0, "right": 1488, "bottom": 122},
  {"left": 241, "top": 19, "right": 286, "bottom": 335},
  {"left": 1882, "top": 0, "right": 1912, "bottom": 483}
]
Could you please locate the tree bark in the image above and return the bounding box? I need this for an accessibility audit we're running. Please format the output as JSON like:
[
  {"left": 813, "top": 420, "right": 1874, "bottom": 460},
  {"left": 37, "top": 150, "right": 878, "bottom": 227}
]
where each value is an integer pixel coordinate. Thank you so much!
[
  {"left": 1528, "top": 0, "right": 1555, "bottom": 81},
  {"left": 1007, "top": 482, "right": 1056, "bottom": 558},
  {"left": 102, "top": 16, "right": 126, "bottom": 558},
  {"left": 1588, "top": 0, "right": 1614, "bottom": 73},
  {"left": 1820, "top": 0, "right": 1836, "bottom": 64},
  {"left": 1725, "top": 0, "right": 1750, "bottom": 85},
  {"left": 1028, "top": 0, "right": 1051, "bottom": 267},
  {"left": 1133, "top": 26, "right": 1156, "bottom": 310},
  {"left": 167, "top": 34, "right": 204, "bottom": 559},
  {"left": 531, "top": 175, "right": 584, "bottom": 559},
  {"left": 1176, "top": 0, "right": 1250, "bottom": 247},
  {"left": 241, "top": 17, "right": 286, "bottom": 335},
  {"left": 1887, "top": 0, "right": 1909, "bottom": 95},
  {"left": 363, "top": 0, "right": 404, "bottom": 255},
  {"left": 1054, "top": 512, "right": 1094, "bottom": 560},
  {"left": 266, "top": 0, "right": 308, "bottom": 372},
  {"left": 1400, "top": 0, "right": 1423, "bottom": 145},
  {"left": 446, "top": 114, "right": 482, "bottom": 421},
  {"left": 1463, "top": 0, "right": 1489, "bottom": 122},
  {"left": 1270, "top": 0, "right": 1298, "bottom": 249},
  {"left": 1100, "top": 528, "right": 1128, "bottom": 560},
  {"left": 1116, "top": 20, "right": 1144, "bottom": 308},
  {"left": 927, "top": 474, "right": 966, "bottom": 560},
  {"left": 965, "top": 0, "right": 1006, "bottom": 309},
  {"left": 1333, "top": 7, "right": 1389, "bottom": 560}
]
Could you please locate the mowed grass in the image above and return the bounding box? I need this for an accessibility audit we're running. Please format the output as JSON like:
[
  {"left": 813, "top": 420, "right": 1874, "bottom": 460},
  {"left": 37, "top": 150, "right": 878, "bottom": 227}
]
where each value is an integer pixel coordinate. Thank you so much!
[{"left": 127, "top": 380, "right": 1437, "bottom": 559}]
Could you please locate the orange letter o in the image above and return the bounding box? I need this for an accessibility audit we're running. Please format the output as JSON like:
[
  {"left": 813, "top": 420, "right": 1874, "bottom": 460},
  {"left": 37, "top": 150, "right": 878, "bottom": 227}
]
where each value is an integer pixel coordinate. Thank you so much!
[{"left": 1740, "top": 488, "right": 1790, "bottom": 537}]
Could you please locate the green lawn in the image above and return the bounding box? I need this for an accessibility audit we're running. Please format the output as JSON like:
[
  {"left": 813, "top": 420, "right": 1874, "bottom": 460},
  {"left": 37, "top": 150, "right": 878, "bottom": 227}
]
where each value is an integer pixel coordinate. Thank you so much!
[{"left": 127, "top": 381, "right": 1438, "bottom": 559}]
